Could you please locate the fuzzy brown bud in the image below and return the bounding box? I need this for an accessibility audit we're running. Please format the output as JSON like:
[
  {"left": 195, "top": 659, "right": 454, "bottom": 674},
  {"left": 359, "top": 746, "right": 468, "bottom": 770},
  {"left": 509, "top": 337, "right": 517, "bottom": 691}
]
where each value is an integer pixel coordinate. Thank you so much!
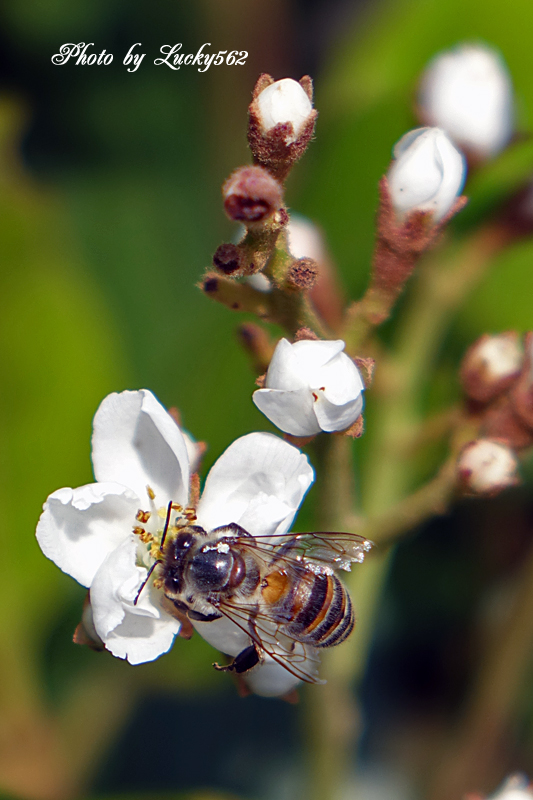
[
  {"left": 460, "top": 332, "right": 523, "bottom": 403},
  {"left": 223, "top": 165, "right": 283, "bottom": 224},
  {"left": 287, "top": 257, "right": 319, "bottom": 290},
  {"left": 213, "top": 243, "right": 242, "bottom": 275}
]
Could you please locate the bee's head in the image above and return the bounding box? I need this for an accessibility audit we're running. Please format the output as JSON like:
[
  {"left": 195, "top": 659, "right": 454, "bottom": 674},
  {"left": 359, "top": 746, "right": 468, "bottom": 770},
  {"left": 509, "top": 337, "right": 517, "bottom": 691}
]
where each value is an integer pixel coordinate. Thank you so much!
[{"left": 162, "top": 526, "right": 204, "bottom": 596}]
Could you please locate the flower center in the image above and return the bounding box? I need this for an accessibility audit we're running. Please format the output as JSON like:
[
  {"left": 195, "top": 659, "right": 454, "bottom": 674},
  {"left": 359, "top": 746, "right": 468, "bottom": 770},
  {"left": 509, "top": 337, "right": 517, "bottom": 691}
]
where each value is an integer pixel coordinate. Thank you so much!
[{"left": 132, "top": 485, "right": 198, "bottom": 571}]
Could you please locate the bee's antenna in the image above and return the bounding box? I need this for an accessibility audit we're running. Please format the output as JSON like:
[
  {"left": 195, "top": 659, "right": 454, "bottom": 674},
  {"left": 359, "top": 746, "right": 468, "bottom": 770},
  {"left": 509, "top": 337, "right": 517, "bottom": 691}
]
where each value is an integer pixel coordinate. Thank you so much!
[
  {"left": 160, "top": 500, "right": 173, "bottom": 552},
  {"left": 134, "top": 561, "right": 158, "bottom": 606},
  {"left": 134, "top": 502, "right": 173, "bottom": 607}
]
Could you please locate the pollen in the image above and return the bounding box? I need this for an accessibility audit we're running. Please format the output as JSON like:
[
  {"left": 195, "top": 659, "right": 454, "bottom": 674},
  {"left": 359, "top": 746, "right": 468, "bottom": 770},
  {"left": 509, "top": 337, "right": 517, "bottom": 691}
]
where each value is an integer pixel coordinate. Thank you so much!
[
  {"left": 150, "top": 542, "right": 163, "bottom": 560},
  {"left": 136, "top": 510, "right": 151, "bottom": 523},
  {"left": 153, "top": 577, "right": 164, "bottom": 590},
  {"left": 133, "top": 526, "right": 154, "bottom": 544},
  {"left": 185, "top": 507, "right": 197, "bottom": 521},
  {"left": 147, "top": 486, "right": 156, "bottom": 500},
  {"left": 171, "top": 503, "right": 183, "bottom": 512}
]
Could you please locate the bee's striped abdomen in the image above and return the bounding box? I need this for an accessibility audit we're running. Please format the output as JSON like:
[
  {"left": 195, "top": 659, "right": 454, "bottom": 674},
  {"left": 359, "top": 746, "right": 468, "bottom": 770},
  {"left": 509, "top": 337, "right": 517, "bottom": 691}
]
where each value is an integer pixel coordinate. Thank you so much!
[{"left": 285, "top": 573, "right": 354, "bottom": 648}]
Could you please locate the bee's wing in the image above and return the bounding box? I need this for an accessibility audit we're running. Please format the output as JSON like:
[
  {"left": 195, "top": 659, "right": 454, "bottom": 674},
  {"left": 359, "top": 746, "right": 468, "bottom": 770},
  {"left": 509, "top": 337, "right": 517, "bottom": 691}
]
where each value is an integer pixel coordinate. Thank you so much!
[
  {"left": 237, "top": 530, "right": 373, "bottom": 573},
  {"left": 216, "top": 597, "right": 325, "bottom": 685}
]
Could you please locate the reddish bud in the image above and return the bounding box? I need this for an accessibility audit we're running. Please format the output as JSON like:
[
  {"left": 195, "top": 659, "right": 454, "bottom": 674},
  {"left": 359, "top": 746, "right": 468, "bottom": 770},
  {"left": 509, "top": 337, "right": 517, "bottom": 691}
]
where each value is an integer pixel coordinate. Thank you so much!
[
  {"left": 223, "top": 165, "right": 283, "bottom": 224},
  {"left": 213, "top": 243, "right": 242, "bottom": 275}
]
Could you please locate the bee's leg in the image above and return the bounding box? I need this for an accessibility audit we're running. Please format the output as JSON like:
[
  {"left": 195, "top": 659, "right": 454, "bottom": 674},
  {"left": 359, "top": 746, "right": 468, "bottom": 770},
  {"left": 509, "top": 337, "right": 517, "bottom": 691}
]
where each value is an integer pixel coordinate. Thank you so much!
[{"left": 213, "top": 644, "right": 260, "bottom": 675}]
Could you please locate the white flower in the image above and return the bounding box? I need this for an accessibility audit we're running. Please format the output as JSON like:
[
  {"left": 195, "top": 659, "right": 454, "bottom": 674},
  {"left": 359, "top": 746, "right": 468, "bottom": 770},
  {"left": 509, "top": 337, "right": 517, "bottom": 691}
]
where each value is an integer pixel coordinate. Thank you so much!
[
  {"left": 419, "top": 44, "right": 514, "bottom": 159},
  {"left": 490, "top": 774, "right": 533, "bottom": 800},
  {"left": 253, "top": 339, "right": 364, "bottom": 437},
  {"left": 457, "top": 438, "right": 519, "bottom": 496},
  {"left": 36, "top": 389, "right": 314, "bottom": 696},
  {"left": 387, "top": 127, "right": 466, "bottom": 222},
  {"left": 256, "top": 78, "right": 313, "bottom": 144}
]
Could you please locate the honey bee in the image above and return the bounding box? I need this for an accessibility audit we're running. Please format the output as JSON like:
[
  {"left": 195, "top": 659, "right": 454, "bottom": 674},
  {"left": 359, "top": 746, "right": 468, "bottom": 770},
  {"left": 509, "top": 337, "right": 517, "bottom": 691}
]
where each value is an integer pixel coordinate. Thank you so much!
[{"left": 137, "top": 503, "right": 372, "bottom": 684}]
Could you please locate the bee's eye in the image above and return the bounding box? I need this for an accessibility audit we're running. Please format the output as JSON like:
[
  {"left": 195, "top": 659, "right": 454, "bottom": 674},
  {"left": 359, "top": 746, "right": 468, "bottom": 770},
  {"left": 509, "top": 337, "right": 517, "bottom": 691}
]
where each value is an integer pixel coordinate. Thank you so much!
[{"left": 164, "top": 576, "right": 182, "bottom": 595}]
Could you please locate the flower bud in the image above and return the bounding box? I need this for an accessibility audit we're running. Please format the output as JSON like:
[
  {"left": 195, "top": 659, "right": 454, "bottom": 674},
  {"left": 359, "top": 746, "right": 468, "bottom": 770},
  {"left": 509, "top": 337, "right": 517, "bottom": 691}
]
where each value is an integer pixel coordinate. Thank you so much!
[
  {"left": 387, "top": 127, "right": 466, "bottom": 222},
  {"left": 457, "top": 438, "right": 519, "bottom": 496},
  {"left": 253, "top": 338, "right": 364, "bottom": 437},
  {"left": 248, "top": 75, "right": 318, "bottom": 181},
  {"left": 223, "top": 165, "right": 283, "bottom": 224},
  {"left": 418, "top": 44, "right": 514, "bottom": 160},
  {"left": 213, "top": 243, "right": 242, "bottom": 275},
  {"left": 460, "top": 332, "right": 523, "bottom": 403},
  {"left": 287, "top": 257, "right": 318, "bottom": 290},
  {"left": 255, "top": 78, "right": 313, "bottom": 144}
]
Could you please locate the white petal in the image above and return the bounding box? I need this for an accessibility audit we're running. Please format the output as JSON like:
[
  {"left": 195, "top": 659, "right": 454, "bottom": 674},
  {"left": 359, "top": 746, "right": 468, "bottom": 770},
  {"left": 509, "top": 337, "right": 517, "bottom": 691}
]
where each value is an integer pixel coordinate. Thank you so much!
[
  {"left": 313, "top": 392, "right": 364, "bottom": 433},
  {"left": 36, "top": 483, "right": 139, "bottom": 588},
  {"left": 265, "top": 339, "right": 345, "bottom": 389},
  {"left": 388, "top": 127, "right": 465, "bottom": 221},
  {"left": 92, "top": 389, "right": 190, "bottom": 507},
  {"left": 253, "top": 387, "right": 320, "bottom": 436},
  {"left": 265, "top": 338, "right": 309, "bottom": 390},
  {"left": 311, "top": 351, "right": 365, "bottom": 432},
  {"left": 291, "top": 339, "right": 345, "bottom": 374},
  {"left": 244, "top": 659, "right": 301, "bottom": 697},
  {"left": 192, "top": 616, "right": 251, "bottom": 657},
  {"left": 196, "top": 432, "right": 314, "bottom": 536},
  {"left": 182, "top": 429, "right": 202, "bottom": 473},
  {"left": 311, "top": 351, "right": 365, "bottom": 405},
  {"left": 256, "top": 78, "right": 313, "bottom": 142},
  {"left": 102, "top": 609, "right": 180, "bottom": 665},
  {"left": 90, "top": 537, "right": 180, "bottom": 664}
]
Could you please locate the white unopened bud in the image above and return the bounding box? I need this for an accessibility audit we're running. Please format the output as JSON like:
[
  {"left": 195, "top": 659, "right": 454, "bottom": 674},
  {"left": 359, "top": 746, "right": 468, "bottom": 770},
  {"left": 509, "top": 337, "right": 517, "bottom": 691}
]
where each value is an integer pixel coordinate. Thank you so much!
[
  {"left": 388, "top": 127, "right": 466, "bottom": 222},
  {"left": 461, "top": 332, "right": 524, "bottom": 403},
  {"left": 419, "top": 44, "right": 514, "bottom": 159},
  {"left": 256, "top": 78, "right": 313, "bottom": 144},
  {"left": 457, "top": 439, "right": 519, "bottom": 496},
  {"left": 253, "top": 338, "right": 364, "bottom": 437}
]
